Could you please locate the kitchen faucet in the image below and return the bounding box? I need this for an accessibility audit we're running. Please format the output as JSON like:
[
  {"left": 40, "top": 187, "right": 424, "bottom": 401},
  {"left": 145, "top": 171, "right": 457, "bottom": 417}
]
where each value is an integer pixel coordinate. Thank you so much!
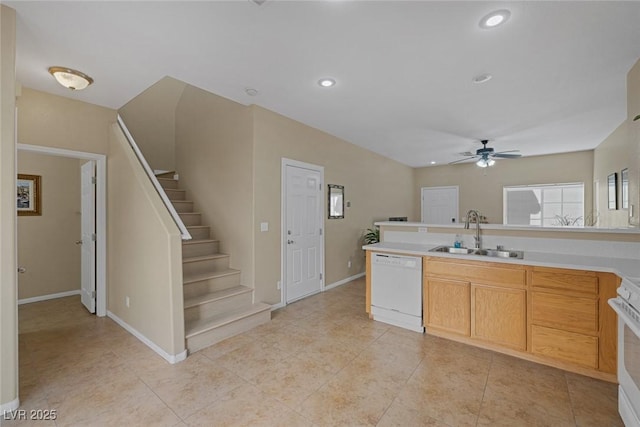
[{"left": 464, "top": 210, "right": 482, "bottom": 249}]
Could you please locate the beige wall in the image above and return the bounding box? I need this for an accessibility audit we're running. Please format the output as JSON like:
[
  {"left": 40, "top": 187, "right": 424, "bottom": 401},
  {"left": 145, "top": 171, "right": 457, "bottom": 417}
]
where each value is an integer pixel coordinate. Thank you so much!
[
  {"left": 0, "top": 3, "right": 18, "bottom": 410},
  {"left": 15, "top": 89, "right": 186, "bottom": 357},
  {"left": 17, "top": 88, "right": 115, "bottom": 154},
  {"left": 119, "top": 76, "right": 186, "bottom": 172},
  {"left": 627, "top": 58, "right": 640, "bottom": 227},
  {"left": 175, "top": 85, "right": 255, "bottom": 288},
  {"left": 414, "top": 151, "right": 594, "bottom": 225},
  {"left": 252, "top": 106, "right": 415, "bottom": 304},
  {"left": 108, "top": 124, "right": 185, "bottom": 356},
  {"left": 593, "top": 123, "right": 632, "bottom": 227},
  {"left": 17, "top": 152, "right": 81, "bottom": 300}
]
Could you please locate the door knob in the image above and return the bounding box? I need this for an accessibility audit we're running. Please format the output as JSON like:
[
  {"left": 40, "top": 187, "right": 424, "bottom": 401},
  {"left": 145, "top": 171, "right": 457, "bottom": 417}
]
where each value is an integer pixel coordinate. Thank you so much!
[
  {"left": 75, "top": 240, "right": 83, "bottom": 245},
  {"left": 17, "top": 266, "right": 26, "bottom": 274}
]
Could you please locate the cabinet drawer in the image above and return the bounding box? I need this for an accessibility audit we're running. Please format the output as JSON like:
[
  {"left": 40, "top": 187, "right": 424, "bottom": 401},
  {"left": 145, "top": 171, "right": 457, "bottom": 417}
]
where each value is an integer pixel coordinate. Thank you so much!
[
  {"left": 425, "top": 258, "right": 525, "bottom": 288},
  {"left": 531, "top": 267, "right": 598, "bottom": 295},
  {"left": 531, "top": 325, "right": 598, "bottom": 369},
  {"left": 531, "top": 292, "right": 598, "bottom": 333}
]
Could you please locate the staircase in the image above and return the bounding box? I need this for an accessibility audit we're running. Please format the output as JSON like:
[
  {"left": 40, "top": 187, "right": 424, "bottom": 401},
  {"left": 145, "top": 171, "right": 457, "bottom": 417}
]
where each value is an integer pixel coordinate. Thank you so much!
[{"left": 156, "top": 172, "right": 271, "bottom": 354}]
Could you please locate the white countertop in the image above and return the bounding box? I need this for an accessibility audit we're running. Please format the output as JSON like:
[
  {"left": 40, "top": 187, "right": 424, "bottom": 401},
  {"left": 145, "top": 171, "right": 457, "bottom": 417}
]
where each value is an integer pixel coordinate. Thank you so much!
[
  {"left": 363, "top": 241, "right": 640, "bottom": 287},
  {"left": 375, "top": 221, "right": 640, "bottom": 234}
]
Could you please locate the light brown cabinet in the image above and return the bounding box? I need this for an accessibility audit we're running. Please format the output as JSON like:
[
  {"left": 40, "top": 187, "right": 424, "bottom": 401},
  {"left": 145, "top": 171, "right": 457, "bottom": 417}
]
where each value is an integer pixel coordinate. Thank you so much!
[
  {"left": 424, "top": 257, "right": 527, "bottom": 350},
  {"left": 472, "top": 284, "right": 526, "bottom": 351},
  {"left": 529, "top": 266, "right": 618, "bottom": 375},
  {"left": 422, "top": 257, "right": 619, "bottom": 382},
  {"left": 424, "top": 278, "right": 470, "bottom": 336}
]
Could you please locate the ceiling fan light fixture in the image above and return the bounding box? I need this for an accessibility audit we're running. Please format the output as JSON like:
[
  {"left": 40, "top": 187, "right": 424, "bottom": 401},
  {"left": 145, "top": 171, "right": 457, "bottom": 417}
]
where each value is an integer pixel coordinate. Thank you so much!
[
  {"left": 479, "top": 9, "right": 511, "bottom": 29},
  {"left": 476, "top": 157, "right": 495, "bottom": 168},
  {"left": 48, "top": 66, "right": 93, "bottom": 90}
]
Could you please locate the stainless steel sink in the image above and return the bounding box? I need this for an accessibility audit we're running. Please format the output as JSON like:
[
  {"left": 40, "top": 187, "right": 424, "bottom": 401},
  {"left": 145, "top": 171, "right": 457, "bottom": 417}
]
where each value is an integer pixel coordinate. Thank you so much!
[
  {"left": 430, "top": 246, "right": 475, "bottom": 255},
  {"left": 429, "top": 245, "right": 524, "bottom": 259}
]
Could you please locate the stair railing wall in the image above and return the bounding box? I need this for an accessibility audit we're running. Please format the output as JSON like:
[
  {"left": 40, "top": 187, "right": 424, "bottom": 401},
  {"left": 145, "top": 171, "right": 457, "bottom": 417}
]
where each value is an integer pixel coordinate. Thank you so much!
[{"left": 117, "top": 114, "right": 192, "bottom": 240}]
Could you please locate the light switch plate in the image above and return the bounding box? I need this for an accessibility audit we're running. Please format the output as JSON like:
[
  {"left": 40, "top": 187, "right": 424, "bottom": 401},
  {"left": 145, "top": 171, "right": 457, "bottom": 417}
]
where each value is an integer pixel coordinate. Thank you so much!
[{"left": 260, "top": 222, "right": 269, "bottom": 232}]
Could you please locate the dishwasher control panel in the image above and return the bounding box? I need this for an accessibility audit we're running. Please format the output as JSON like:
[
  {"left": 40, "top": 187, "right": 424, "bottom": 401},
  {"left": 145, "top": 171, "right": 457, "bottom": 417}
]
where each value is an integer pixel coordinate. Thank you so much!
[{"left": 373, "top": 254, "right": 419, "bottom": 269}]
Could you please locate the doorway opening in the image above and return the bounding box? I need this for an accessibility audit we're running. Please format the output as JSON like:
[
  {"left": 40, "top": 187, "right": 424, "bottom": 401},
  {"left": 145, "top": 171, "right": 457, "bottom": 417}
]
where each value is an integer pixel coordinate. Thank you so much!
[{"left": 17, "top": 144, "right": 107, "bottom": 316}]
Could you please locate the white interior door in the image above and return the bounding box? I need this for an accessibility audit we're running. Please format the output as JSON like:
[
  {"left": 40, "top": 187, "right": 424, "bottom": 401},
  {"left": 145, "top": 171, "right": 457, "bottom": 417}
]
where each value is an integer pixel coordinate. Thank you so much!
[
  {"left": 284, "top": 162, "right": 323, "bottom": 303},
  {"left": 80, "top": 160, "right": 96, "bottom": 313},
  {"left": 421, "top": 186, "right": 459, "bottom": 224}
]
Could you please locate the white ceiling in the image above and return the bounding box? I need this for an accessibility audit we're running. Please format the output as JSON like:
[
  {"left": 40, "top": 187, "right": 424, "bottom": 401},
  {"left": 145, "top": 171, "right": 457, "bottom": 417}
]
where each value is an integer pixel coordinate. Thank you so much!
[{"left": 7, "top": 1, "right": 640, "bottom": 167}]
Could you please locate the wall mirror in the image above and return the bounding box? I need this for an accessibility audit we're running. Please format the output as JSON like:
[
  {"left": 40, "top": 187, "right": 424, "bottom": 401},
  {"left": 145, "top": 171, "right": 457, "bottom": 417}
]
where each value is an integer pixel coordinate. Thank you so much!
[
  {"left": 328, "top": 184, "right": 344, "bottom": 219},
  {"left": 608, "top": 172, "right": 617, "bottom": 210},
  {"left": 621, "top": 168, "right": 629, "bottom": 209}
]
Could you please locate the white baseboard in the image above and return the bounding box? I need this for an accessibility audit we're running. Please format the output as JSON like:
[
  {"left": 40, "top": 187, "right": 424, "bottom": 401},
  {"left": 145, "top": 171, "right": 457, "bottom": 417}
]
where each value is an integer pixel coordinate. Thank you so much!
[
  {"left": 1, "top": 397, "right": 20, "bottom": 414},
  {"left": 107, "top": 311, "right": 187, "bottom": 364},
  {"left": 18, "top": 290, "right": 81, "bottom": 305},
  {"left": 324, "top": 272, "right": 365, "bottom": 291}
]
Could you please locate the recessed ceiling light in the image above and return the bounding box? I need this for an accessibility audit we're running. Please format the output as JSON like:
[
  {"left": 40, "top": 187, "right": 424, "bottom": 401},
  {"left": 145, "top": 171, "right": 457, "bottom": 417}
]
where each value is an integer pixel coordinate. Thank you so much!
[
  {"left": 318, "top": 78, "right": 336, "bottom": 88},
  {"left": 472, "top": 73, "right": 493, "bottom": 84},
  {"left": 479, "top": 9, "right": 511, "bottom": 29},
  {"left": 48, "top": 66, "right": 93, "bottom": 90},
  {"left": 245, "top": 87, "right": 259, "bottom": 96}
]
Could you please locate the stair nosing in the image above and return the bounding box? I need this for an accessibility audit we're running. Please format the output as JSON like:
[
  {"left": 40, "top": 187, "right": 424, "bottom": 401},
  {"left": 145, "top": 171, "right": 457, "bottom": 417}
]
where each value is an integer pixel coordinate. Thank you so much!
[
  {"left": 182, "top": 254, "right": 229, "bottom": 264},
  {"left": 184, "top": 285, "right": 252, "bottom": 309},
  {"left": 183, "top": 239, "right": 219, "bottom": 246},
  {"left": 185, "top": 303, "right": 271, "bottom": 338},
  {"left": 183, "top": 268, "right": 240, "bottom": 284}
]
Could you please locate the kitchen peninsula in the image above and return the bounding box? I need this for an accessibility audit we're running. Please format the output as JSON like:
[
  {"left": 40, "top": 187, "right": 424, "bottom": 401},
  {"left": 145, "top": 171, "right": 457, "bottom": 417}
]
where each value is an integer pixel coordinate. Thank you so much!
[{"left": 364, "top": 221, "right": 640, "bottom": 382}]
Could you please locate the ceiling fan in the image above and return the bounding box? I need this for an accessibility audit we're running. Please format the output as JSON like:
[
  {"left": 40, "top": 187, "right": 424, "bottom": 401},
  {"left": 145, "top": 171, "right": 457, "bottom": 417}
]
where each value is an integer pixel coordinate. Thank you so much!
[{"left": 450, "top": 140, "right": 522, "bottom": 167}]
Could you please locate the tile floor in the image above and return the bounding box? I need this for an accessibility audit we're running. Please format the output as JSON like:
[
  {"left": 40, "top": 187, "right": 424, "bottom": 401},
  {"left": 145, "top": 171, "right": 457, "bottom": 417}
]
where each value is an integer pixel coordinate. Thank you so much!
[{"left": 11, "top": 278, "right": 622, "bottom": 426}]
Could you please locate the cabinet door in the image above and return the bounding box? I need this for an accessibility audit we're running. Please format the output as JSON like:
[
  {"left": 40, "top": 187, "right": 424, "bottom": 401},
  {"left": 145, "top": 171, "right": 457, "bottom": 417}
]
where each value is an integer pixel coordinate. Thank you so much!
[
  {"left": 425, "top": 278, "right": 470, "bottom": 336},
  {"left": 472, "top": 284, "right": 527, "bottom": 351}
]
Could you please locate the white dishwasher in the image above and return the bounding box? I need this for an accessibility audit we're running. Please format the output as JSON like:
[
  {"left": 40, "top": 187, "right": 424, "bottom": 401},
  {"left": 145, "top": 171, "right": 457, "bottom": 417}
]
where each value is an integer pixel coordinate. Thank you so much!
[{"left": 371, "top": 253, "right": 423, "bottom": 333}]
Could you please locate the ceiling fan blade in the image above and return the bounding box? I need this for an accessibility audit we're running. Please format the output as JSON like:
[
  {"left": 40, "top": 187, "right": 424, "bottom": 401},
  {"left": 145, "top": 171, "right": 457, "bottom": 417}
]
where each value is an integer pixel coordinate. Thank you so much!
[
  {"left": 493, "top": 153, "right": 522, "bottom": 159},
  {"left": 494, "top": 150, "right": 520, "bottom": 154},
  {"left": 448, "top": 156, "right": 477, "bottom": 165}
]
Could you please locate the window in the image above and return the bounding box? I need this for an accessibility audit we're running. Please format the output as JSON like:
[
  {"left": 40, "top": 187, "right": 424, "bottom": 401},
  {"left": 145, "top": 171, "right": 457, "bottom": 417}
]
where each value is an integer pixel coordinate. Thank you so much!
[{"left": 503, "top": 183, "right": 584, "bottom": 227}]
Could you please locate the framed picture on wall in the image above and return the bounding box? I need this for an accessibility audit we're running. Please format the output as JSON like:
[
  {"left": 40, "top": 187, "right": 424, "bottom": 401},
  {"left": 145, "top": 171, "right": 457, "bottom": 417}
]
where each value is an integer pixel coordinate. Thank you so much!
[
  {"left": 621, "top": 168, "right": 629, "bottom": 209},
  {"left": 17, "top": 174, "right": 41, "bottom": 216},
  {"left": 607, "top": 172, "right": 617, "bottom": 210}
]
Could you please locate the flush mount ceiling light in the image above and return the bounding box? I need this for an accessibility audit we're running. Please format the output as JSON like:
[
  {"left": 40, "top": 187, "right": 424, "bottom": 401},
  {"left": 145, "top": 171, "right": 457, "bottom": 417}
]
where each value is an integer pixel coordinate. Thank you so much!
[
  {"left": 48, "top": 66, "right": 93, "bottom": 90},
  {"left": 472, "top": 73, "right": 493, "bottom": 84},
  {"left": 245, "top": 87, "right": 259, "bottom": 96},
  {"left": 318, "top": 78, "right": 336, "bottom": 88},
  {"left": 479, "top": 9, "right": 511, "bottom": 29}
]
